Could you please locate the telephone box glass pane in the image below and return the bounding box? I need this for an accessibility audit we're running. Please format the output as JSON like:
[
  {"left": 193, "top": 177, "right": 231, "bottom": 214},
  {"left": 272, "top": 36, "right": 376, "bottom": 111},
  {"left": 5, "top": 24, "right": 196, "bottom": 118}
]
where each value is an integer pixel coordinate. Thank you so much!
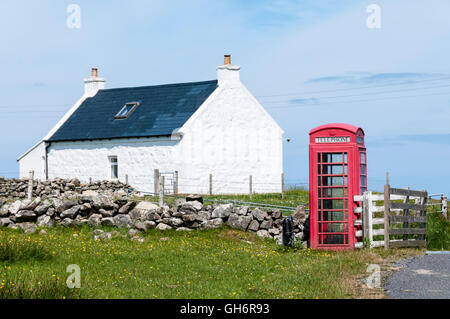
[
  {"left": 322, "top": 188, "right": 344, "bottom": 198},
  {"left": 360, "top": 152, "right": 366, "bottom": 164},
  {"left": 360, "top": 176, "right": 366, "bottom": 186},
  {"left": 322, "top": 153, "right": 343, "bottom": 163},
  {"left": 360, "top": 164, "right": 366, "bottom": 174},
  {"left": 322, "top": 165, "right": 344, "bottom": 175},
  {"left": 321, "top": 176, "right": 344, "bottom": 186},
  {"left": 319, "top": 211, "right": 344, "bottom": 221}
]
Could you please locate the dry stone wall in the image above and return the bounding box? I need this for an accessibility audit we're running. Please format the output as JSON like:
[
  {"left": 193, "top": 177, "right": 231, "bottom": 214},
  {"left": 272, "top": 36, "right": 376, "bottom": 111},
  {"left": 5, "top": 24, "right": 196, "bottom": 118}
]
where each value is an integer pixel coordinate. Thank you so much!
[
  {"left": 0, "top": 177, "right": 133, "bottom": 200},
  {"left": 0, "top": 191, "right": 307, "bottom": 244}
]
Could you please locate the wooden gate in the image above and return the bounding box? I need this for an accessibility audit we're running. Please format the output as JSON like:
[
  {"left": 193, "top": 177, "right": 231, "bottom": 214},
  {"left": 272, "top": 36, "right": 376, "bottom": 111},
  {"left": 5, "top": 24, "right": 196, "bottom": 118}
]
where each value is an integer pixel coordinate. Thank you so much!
[{"left": 353, "top": 174, "right": 428, "bottom": 249}]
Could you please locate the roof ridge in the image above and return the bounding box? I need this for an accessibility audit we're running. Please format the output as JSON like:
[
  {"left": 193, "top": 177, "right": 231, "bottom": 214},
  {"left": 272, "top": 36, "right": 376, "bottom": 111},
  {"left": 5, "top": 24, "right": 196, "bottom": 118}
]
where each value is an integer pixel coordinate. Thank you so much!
[{"left": 101, "top": 79, "right": 218, "bottom": 92}]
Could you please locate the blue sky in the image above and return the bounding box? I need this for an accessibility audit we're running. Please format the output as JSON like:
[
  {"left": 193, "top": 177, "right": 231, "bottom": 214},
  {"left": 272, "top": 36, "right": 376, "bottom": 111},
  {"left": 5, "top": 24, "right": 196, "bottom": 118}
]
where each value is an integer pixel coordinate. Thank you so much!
[{"left": 0, "top": 0, "right": 449, "bottom": 195}]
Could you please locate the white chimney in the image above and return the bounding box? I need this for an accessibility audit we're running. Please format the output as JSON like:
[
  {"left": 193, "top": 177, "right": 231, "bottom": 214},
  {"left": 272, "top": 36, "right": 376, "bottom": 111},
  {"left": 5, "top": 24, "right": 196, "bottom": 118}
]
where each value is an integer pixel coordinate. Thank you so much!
[
  {"left": 217, "top": 55, "right": 240, "bottom": 86},
  {"left": 84, "top": 68, "right": 105, "bottom": 97}
]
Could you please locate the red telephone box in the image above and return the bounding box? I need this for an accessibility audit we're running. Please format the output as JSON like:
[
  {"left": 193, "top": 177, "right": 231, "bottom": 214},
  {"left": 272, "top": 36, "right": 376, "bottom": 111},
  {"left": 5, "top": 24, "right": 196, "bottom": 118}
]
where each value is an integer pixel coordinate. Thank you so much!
[{"left": 309, "top": 123, "right": 366, "bottom": 250}]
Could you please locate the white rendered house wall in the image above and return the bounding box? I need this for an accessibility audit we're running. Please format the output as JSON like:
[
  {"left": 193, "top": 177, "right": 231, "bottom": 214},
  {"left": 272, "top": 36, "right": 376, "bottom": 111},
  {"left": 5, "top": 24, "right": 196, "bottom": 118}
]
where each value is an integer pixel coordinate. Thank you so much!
[
  {"left": 177, "top": 73, "right": 284, "bottom": 194},
  {"left": 18, "top": 142, "right": 46, "bottom": 180}
]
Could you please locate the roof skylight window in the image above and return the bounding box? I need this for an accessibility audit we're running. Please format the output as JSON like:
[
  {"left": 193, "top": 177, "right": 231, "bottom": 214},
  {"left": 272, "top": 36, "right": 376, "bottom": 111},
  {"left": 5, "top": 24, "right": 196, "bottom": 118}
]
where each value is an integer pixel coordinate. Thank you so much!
[{"left": 115, "top": 102, "right": 140, "bottom": 119}]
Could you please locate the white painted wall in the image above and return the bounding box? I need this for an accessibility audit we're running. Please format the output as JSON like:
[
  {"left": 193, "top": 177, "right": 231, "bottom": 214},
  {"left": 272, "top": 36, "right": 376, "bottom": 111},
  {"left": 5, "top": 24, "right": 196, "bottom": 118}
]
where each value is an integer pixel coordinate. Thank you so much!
[{"left": 18, "top": 141, "right": 46, "bottom": 180}]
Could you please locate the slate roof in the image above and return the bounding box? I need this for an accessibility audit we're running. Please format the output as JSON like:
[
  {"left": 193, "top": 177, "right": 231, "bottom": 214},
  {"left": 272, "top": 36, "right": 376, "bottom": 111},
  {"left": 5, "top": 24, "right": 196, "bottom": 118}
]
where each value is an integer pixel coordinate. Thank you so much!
[{"left": 48, "top": 80, "right": 218, "bottom": 142}]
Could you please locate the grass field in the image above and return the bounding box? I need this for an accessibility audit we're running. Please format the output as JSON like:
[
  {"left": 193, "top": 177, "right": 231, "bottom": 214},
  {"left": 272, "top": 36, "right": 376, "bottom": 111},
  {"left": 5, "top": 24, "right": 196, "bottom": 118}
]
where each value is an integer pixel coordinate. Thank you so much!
[
  {"left": 1, "top": 188, "right": 447, "bottom": 299},
  {"left": 135, "top": 188, "right": 310, "bottom": 211},
  {"left": 0, "top": 225, "right": 419, "bottom": 299}
]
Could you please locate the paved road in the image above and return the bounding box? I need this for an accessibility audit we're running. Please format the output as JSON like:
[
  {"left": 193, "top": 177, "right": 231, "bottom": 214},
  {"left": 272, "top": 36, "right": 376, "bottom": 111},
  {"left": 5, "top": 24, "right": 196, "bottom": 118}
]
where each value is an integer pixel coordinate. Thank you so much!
[{"left": 385, "top": 252, "right": 450, "bottom": 299}]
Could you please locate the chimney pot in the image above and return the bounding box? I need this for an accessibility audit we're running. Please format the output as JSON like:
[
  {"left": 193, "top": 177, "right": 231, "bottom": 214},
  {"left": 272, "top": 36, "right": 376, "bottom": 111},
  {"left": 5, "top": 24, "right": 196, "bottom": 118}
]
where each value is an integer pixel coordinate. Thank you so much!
[
  {"left": 224, "top": 55, "right": 231, "bottom": 65},
  {"left": 91, "top": 68, "right": 98, "bottom": 77}
]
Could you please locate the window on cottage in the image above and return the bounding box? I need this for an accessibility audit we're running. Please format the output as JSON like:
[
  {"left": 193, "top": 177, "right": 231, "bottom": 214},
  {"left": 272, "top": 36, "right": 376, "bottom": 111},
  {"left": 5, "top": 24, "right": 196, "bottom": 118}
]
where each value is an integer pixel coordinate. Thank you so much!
[
  {"left": 109, "top": 156, "right": 118, "bottom": 179},
  {"left": 115, "top": 102, "right": 139, "bottom": 119}
]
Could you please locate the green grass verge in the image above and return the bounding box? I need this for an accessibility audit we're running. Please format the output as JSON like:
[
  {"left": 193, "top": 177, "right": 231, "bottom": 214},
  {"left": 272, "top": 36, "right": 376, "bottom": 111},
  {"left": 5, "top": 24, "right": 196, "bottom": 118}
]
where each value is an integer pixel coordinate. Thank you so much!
[
  {"left": 0, "top": 226, "right": 418, "bottom": 299},
  {"left": 426, "top": 212, "right": 450, "bottom": 250}
]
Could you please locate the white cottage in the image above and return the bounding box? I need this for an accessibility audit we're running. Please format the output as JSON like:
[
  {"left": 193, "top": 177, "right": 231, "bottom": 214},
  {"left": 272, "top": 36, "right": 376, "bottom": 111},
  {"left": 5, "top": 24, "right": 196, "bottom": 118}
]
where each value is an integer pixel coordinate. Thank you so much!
[{"left": 18, "top": 55, "right": 284, "bottom": 194}]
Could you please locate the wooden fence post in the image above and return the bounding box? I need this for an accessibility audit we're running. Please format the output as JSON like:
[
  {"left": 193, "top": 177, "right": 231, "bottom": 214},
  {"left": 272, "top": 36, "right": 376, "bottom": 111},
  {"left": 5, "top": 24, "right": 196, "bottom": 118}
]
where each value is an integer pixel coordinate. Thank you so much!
[
  {"left": 209, "top": 174, "right": 212, "bottom": 196},
  {"left": 442, "top": 195, "right": 448, "bottom": 220},
  {"left": 362, "top": 191, "right": 371, "bottom": 247},
  {"left": 384, "top": 172, "right": 391, "bottom": 249},
  {"left": 125, "top": 174, "right": 129, "bottom": 186},
  {"left": 281, "top": 173, "right": 285, "bottom": 200},
  {"left": 89, "top": 177, "right": 92, "bottom": 185},
  {"left": 249, "top": 175, "right": 253, "bottom": 200},
  {"left": 27, "top": 170, "right": 34, "bottom": 200},
  {"left": 403, "top": 187, "right": 410, "bottom": 242},
  {"left": 154, "top": 169, "right": 160, "bottom": 195},
  {"left": 159, "top": 176, "right": 164, "bottom": 206},
  {"left": 420, "top": 191, "right": 428, "bottom": 241},
  {"left": 174, "top": 171, "right": 179, "bottom": 195}
]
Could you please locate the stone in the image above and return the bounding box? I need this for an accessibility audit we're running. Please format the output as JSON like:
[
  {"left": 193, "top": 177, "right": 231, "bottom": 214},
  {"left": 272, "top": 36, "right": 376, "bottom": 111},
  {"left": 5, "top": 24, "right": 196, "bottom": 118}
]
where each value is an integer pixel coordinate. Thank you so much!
[
  {"left": 201, "top": 218, "right": 223, "bottom": 229},
  {"left": 94, "top": 232, "right": 112, "bottom": 241},
  {"left": 34, "top": 203, "right": 52, "bottom": 216},
  {"left": 8, "top": 200, "right": 22, "bottom": 215},
  {"left": 248, "top": 220, "right": 260, "bottom": 232},
  {"left": 176, "top": 227, "right": 192, "bottom": 232},
  {"left": 19, "top": 222, "right": 37, "bottom": 234},
  {"left": 39, "top": 229, "right": 47, "bottom": 236},
  {"left": 179, "top": 201, "right": 203, "bottom": 214},
  {"left": 252, "top": 208, "right": 266, "bottom": 222},
  {"left": 118, "top": 201, "right": 136, "bottom": 214},
  {"left": 186, "top": 194, "right": 203, "bottom": 204},
  {"left": 99, "top": 209, "right": 115, "bottom": 217},
  {"left": 144, "top": 210, "right": 161, "bottom": 221},
  {"left": 60, "top": 218, "right": 73, "bottom": 227},
  {"left": 78, "top": 203, "right": 92, "bottom": 216},
  {"left": 260, "top": 219, "right": 273, "bottom": 230},
  {"left": 60, "top": 205, "right": 81, "bottom": 219},
  {"left": 295, "top": 232, "right": 304, "bottom": 241},
  {"left": 256, "top": 229, "right": 271, "bottom": 239},
  {"left": 196, "top": 211, "right": 211, "bottom": 222},
  {"left": 144, "top": 221, "right": 156, "bottom": 229},
  {"left": 37, "top": 215, "right": 54, "bottom": 228},
  {"left": 7, "top": 224, "right": 19, "bottom": 230},
  {"left": 101, "top": 217, "right": 115, "bottom": 227},
  {"left": 91, "top": 195, "right": 116, "bottom": 211},
  {"left": 169, "top": 217, "right": 184, "bottom": 227},
  {"left": 128, "top": 228, "right": 140, "bottom": 238},
  {"left": 88, "top": 213, "right": 102, "bottom": 227},
  {"left": 226, "top": 214, "right": 251, "bottom": 231},
  {"left": 46, "top": 207, "right": 56, "bottom": 217},
  {"left": 182, "top": 214, "right": 197, "bottom": 222},
  {"left": 156, "top": 223, "right": 172, "bottom": 231},
  {"left": 134, "top": 201, "right": 159, "bottom": 211},
  {"left": 82, "top": 190, "right": 98, "bottom": 197},
  {"left": 211, "top": 204, "right": 233, "bottom": 219},
  {"left": 15, "top": 210, "right": 37, "bottom": 222},
  {"left": 56, "top": 199, "right": 79, "bottom": 214},
  {"left": 113, "top": 214, "right": 133, "bottom": 228},
  {"left": 0, "top": 203, "right": 9, "bottom": 217},
  {"left": 269, "top": 228, "right": 281, "bottom": 236},
  {"left": 292, "top": 205, "right": 307, "bottom": 223},
  {"left": 174, "top": 198, "right": 186, "bottom": 210},
  {"left": 134, "top": 221, "right": 147, "bottom": 232},
  {"left": 237, "top": 206, "right": 249, "bottom": 216},
  {"left": 271, "top": 209, "right": 282, "bottom": 219},
  {"left": 0, "top": 218, "right": 12, "bottom": 227}
]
